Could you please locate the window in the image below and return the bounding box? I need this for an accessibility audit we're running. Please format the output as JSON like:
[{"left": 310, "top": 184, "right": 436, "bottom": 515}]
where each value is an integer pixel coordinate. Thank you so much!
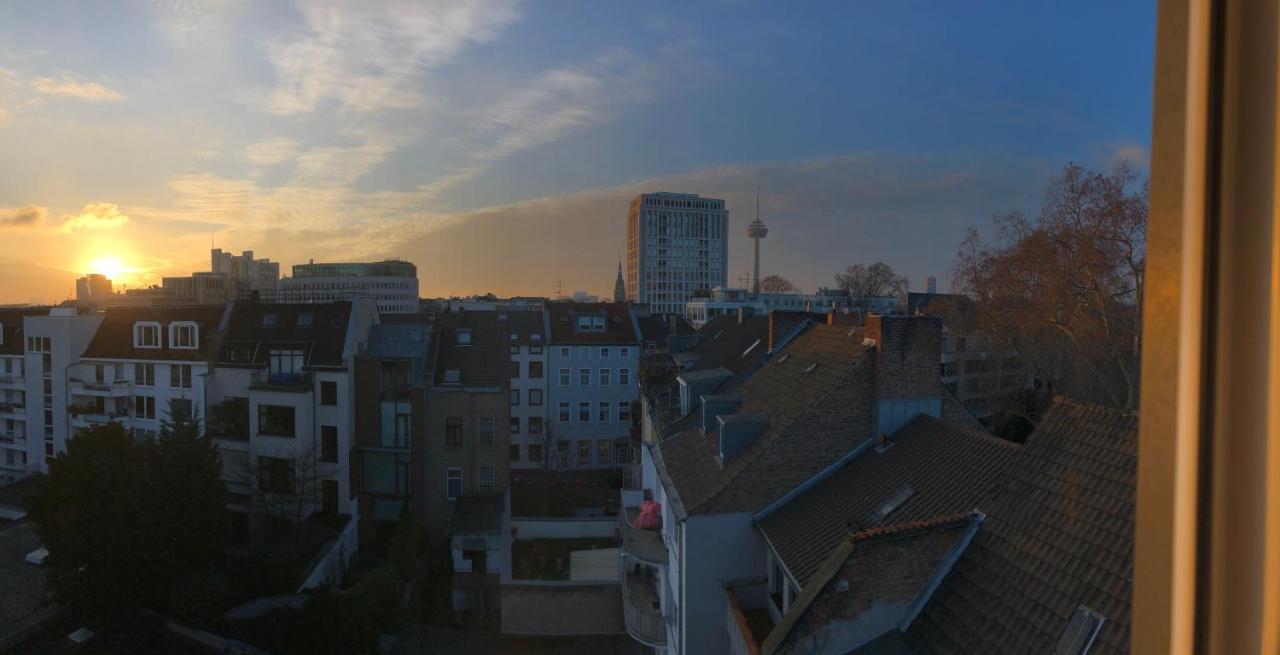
[
  {"left": 456, "top": 329, "right": 472, "bottom": 346},
  {"left": 578, "top": 401, "right": 590, "bottom": 422},
  {"left": 443, "top": 369, "right": 460, "bottom": 384},
  {"left": 559, "top": 368, "right": 570, "bottom": 386},
  {"left": 170, "top": 364, "right": 192, "bottom": 389},
  {"left": 321, "top": 425, "right": 338, "bottom": 463},
  {"left": 320, "top": 380, "right": 337, "bottom": 405},
  {"left": 558, "top": 402, "right": 570, "bottom": 422},
  {"left": 510, "top": 360, "right": 520, "bottom": 378},
  {"left": 257, "top": 404, "right": 295, "bottom": 437},
  {"left": 261, "top": 313, "right": 278, "bottom": 328},
  {"left": 134, "top": 395, "right": 156, "bottom": 419},
  {"left": 599, "top": 368, "right": 610, "bottom": 386},
  {"left": 619, "top": 347, "right": 629, "bottom": 358},
  {"left": 446, "top": 417, "right": 462, "bottom": 447},
  {"left": 510, "top": 389, "right": 520, "bottom": 406},
  {"left": 296, "top": 312, "right": 313, "bottom": 327},
  {"left": 599, "top": 402, "right": 610, "bottom": 422},
  {"left": 529, "top": 389, "right": 543, "bottom": 406},
  {"left": 559, "top": 347, "right": 570, "bottom": 358},
  {"left": 579, "top": 368, "right": 590, "bottom": 386},
  {"left": 600, "top": 347, "right": 610, "bottom": 358},
  {"left": 268, "top": 349, "right": 304, "bottom": 375},
  {"left": 479, "top": 466, "right": 496, "bottom": 493},
  {"left": 596, "top": 440, "right": 610, "bottom": 465},
  {"left": 1055, "top": 606, "right": 1105, "bottom": 655},
  {"left": 169, "top": 322, "right": 198, "bottom": 349},
  {"left": 360, "top": 451, "right": 411, "bottom": 495},
  {"left": 577, "top": 440, "right": 591, "bottom": 467},
  {"left": 510, "top": 417, "right": 520, "bottom": 434},
  {"left": 379, "top": 401, "right": 412, "bottom": 448},
  {"left": 529, "top": 444, "right": 543, "bottom": 463},
  {"left": 618, "top": 368, "right": 631, "bottom": 386},
  {"left": 478, "top": 418, "right": 495, "bottom": 447},
  {"left": 579, "top": 346, "right": 591, "bottom": 360},
  {"left": 134, "top": 363, "right": 155, "bottom": 386},
  {"left": 530, "top": 345, "right": 543, "bottom": 355},
  {"left": 259, "top": 457, "right": 294, "bottom": 494},
  {"left": 134, "top": 322, "right": 160, "bottom": 348},
  {"left": 529, "top": 361, "right": 543, "bottom": 378},
  {"left": 529, "top": 416, "right": 543, "bottom": 434},
  {"left": 618, "top": 401, "right": 632, "bottom": 423},
  {"left": 446, "top": 468, "right": 462, "bottom": 501},
  {"left": 510, "top": 444, "right": 521, "bottom": 461}
]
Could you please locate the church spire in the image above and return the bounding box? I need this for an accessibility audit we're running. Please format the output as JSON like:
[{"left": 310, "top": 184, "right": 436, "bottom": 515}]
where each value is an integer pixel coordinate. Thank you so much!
[{"left": 614, "top": 260, "right": 626, "bottom": 302}]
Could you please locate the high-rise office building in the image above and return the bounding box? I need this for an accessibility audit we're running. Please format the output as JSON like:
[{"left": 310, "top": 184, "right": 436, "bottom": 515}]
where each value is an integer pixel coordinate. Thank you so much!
[
  {"left": 626, "top": 192, "right": 728, "bottom": 315},
  {"left": 280, "top": 260, "right": 420, "bottom": 314}
]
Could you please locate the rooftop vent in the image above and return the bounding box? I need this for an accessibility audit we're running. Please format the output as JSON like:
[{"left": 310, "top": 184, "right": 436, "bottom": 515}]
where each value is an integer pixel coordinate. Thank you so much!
[
  {"left": 1055, "top": 606, "right": 1105, "bottom": 655},
  {"left": 742, "top": 338, "right": 761, "bottom": 358},
  {"left": 877, "top": 486, "right": 915, "bottom": 519},
  {"left": 443, "top": 370, "right": 461, "bottom": 384},
  {"left": 803, "top": 363, "right": 818, "bottom": 374}
]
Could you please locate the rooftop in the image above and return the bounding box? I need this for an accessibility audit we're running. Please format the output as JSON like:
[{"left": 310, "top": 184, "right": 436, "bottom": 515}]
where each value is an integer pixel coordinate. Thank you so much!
[
  {"left": 0, "top": 308, "right": 51, "bottom": 357},
  {"left": 216, "top": 300, "right": 354, "bottom": 369},
  {"left": 433, "top": 311, "right": 510, "bottom": 388},
  {"left": 81, "top": 304, "right": 226, "bottom": 362},
  {"left": 546, "top": 302, "right": 638, "bottom": 344}
]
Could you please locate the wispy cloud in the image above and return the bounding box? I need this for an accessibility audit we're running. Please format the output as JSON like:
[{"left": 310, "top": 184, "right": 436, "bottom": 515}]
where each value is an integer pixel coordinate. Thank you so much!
[
  {"left": 31, "top": 74, "right": 125, "bottom": 102},
  {"left": 0, "top": 205, "right": 47, "bottom": 229},
  {"left": 245, "top": 137, "right": 300, "bottom": 165},
  {"left": 263, "top": 0, "right": 520, "bottom": 114},
  {"left": 60, "top": 203, "right": 130, "bottom": 232}
]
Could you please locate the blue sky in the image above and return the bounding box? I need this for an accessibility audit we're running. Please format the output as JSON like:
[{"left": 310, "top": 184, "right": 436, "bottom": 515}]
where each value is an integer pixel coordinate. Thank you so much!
[{"left": 0, "top": 1, "right": 1155, "bottom": 302}]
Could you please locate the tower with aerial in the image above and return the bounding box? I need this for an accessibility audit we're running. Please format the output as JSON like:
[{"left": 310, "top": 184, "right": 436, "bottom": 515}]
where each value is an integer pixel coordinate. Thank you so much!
[{"left": 746, "top": 188, "right": 768, "bottom": 294}]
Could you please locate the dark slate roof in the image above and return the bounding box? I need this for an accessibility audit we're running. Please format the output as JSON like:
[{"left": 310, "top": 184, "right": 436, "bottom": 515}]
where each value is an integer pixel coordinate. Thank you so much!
[
  {"left": 496, "top": 310, "right": 547, "bottom": 346},
  {"left": 637, "top": 313, "right": 694, "bottom": 344},
  {"left": 365, "top": 324, "right": 432, "bottom": 387},
  {"left": 904, "top": 399, "right": 1137, "bottom": 655},
  {"left": 450, "top": 494, "right": 505, "bottom": 535},
  {"left": 757, "top": 415, "right": 1020, "bottom": 587},
  {"left": 644, "top": 315, "right": 771, "bottom": 419},
  {"left": 652, "top": 323, "right": 874, "bottom": 518},
  {"left": 82, "top": 304, "right": 226, "bottom": 361},
  {"left": 433, "top": 311, "right": 509, "bottom": 388},
  {"left": 546, "top": 302, "right": 638, "bottom": 344},
  {"left": 216, "top": 301, "right": 352, "bottom": 368},
  {"left": 0, "top": 308, "right": 50, "bottom": 356},
  {"left": 763, "top": 514, "right": 976, "bottom": 655}
]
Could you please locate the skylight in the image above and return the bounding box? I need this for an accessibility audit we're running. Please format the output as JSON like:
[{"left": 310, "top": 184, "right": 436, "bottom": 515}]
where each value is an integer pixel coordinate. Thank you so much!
[
  {"left": 297, "top": 312, "right": 313, "bottom": 327},
  {"left": 262, "top": 313, "right": 277, "bottom": 327},
  {"left": 776, "top": 353, "right": 790, "bottom": 365},
  {"left": 802, "top": 363, "right": 818, "bottom": 374},
  {"left": 1055, "top": 606, "right": 1105, "bottom": 655},
  {"left": 877, "top": 486, "right": 915, "bottom": 518},
  {"left": 443, "top": 370, "right": 461, "bottom": 384},
  {"left": 742, "top": 338, "right": 761, "bottom": 358},
  {"left": 456, "top": 329, "right": 472, "bottom": 346}
]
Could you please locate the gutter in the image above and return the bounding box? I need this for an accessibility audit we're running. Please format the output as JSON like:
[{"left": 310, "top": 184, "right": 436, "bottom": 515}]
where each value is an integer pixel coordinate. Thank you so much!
[{"left": 898, "top": 510, "right": 986, "bottom": 631}]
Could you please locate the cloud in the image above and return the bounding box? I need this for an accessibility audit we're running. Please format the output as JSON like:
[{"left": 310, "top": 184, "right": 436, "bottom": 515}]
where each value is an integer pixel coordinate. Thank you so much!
[
  {"left": 60, "top": 203, "right": 131, "bottom": 232},
  {"left": 0, "top": 205, "right": 47, "bottom": 229},
  {"left": 1101, "top": 141, "right": 1150, "bottom": 170},
  {"left": 245, "top": 137, "right": 300, "bottom": 165},
  {"left": 31, "top": 74, "right": 125, "bottom": 102},
  {"left": 263, "top": 0, "right": 520, "bottom": 114}
]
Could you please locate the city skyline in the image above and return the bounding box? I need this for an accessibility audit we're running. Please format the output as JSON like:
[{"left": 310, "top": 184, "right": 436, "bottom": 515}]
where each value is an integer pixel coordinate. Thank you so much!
[{"left": 0, "top": 2, "right": 1154, "bottom": 304}]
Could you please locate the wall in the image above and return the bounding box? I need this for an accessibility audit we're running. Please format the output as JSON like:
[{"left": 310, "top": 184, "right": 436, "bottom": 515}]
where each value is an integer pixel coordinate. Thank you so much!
[
  {"left": 545, "top": 342, "right": 639, "bottom": 468},
  {"left": 296, "top": 513, "right": 359, "bottom": 592},
  {"left": 423, "top": 388, "right": 510, "bottom": 541},
  {"left": 680, "top": 512, "right": 766, "bottom": 655}
]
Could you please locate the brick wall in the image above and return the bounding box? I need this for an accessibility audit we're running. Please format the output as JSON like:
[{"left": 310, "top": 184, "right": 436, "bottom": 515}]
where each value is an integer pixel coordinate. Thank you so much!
[
  {"left": 866, "top": 315, "right": 944, "bottom": 400},
  {"left": 423, "top": 389, "right": 511, "bottom": 544}
]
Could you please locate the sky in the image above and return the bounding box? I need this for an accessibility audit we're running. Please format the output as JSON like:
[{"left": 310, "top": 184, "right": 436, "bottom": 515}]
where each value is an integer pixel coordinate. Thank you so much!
[{"left": 0, "top": 1, "right": 1156, "bottom": 304}]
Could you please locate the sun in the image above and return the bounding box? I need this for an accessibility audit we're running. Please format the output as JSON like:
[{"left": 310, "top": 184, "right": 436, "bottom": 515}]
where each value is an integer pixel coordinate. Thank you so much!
[{"left": 89, "top": 256, "right": 126, "bottom": 280}]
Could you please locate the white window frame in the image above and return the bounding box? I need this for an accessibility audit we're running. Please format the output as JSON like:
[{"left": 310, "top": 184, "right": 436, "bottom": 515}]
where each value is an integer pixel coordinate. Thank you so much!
[
  {"left": 579, "top": 368, "right": 590, "bottom": 386},
  {"left": 599, "top": 368, "right": 610, "bottom": 387},
  {"left": 558, "top": 402, "right": 570, "bottom": 422},
  {"left": 619, "top": 368, "right": 631, "bottom": 386},
  {"left": 446, "top": 467, "right": 463, "bottom": 501},
  {"left": 169, "top": 321, "right": 199, "bottom": 350},
  {"left": 134, "top": 321, "right": 161, "bottom": 349},
  {"left": 559, "top": 368, "right": 570, "bottom": 386},
  {"left": 479, "top": 466, "right": 496, "bottom": 493}
]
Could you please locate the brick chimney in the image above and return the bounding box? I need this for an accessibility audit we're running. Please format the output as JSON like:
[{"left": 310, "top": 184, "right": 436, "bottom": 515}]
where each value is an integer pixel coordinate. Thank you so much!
[
  {"left": 768, "top": 310, "right": 818, "bottom": 351},
  {"left": 865, "top": 315, "right": 943, "bottom": 399}
]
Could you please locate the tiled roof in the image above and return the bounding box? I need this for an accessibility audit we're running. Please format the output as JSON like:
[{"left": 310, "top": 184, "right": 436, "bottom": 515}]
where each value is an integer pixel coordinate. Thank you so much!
[
  {"left": 0, "top": 308, "right": 50, "bottom": 356},
  {"left": 546, "top": 302, "right": 638, "bottom": 344},
  {"left": 763, "top": 514, "right": 976, "bottom": 655},
  {"left": 904, "top": 398, "right": 1137, "bottom": 654},
  {"left": 758, "top": 415, "right": 1020, "bottom": 586},
  {"left": 82, "top": 304, "right": 226, "bottom": 361},
  {"left": 432, "top": 311, "right": 510, "bottom": 388},
  {"left": 636, "top": 313, "right": 694, "bottom": 344},
  {"left": 495, "top": 310, "right": 547, "bottom": 345},
  {"left": 216, "top": 301, "right": 352, "bottom": 368},
  {"left": 365, "top": 324, "right": 432, "bottom": 387},
  {"left": 652, "top": 323, "right": 874, "bottom": 518},
  {"left": 644, "top": 315, "right": 771, "bottom": 422}
]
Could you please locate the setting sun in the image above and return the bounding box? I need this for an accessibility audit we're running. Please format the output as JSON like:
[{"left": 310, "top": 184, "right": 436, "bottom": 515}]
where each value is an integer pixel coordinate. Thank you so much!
[{"left": 88, "top": 256, "right": 125, "bottom": 280}]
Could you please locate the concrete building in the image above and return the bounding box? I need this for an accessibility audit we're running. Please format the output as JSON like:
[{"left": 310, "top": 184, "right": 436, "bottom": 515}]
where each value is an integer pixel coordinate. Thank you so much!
[
  {"left": 211, "top": 248, "right": 281, "bottom": 293},
  {"left": 69, "top": 305, "right": 225, "bottom": 443},
  {"left": 353, "top": 319, "right": 432, "bottom": 550},
  {"left": 626, "top": 192, "right": 729, "bottom": 315},
  {"left": 209, "top": 300, "right": 378, "bottom": 546},
  {"left": 627, "top": 313, "right": 984, "bottom": 653},
  {"left": 546, "top": 302, "right": 641, "bottom": 470},
  {"left": 74, "top": 274, "right": 113, "bottom": 307},
  {"left": 0, "top": 309, "right": 49, "bottom": 483},
  {"left": 502, "top": 310, "right": 550, "bottom": 470},
  {"left": 19, "top": 308, "right": 104, "bottom": 474},
  {"left": 280, "top": 260, "right": 420, "bottom": 315},
  {"left": 683, "top": 287, "right": 872, "bottom": 329}
]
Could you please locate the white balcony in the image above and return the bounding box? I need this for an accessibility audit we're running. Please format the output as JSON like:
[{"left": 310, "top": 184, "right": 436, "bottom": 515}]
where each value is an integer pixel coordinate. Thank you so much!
[
  {"left": 621, "top": 507, "right": 668, "bottom": 566},
  {"left": 0, "top": 402, "right": 24, "bottom": 419},
  {"left": 69, "top": 379, "right": 132, "bottom": 397},
  {"left": 621, "top": 558, "right": 668, "bottom": 648},
  {"left": 0, "top": 374, "right": 23, "bottom": 389}
]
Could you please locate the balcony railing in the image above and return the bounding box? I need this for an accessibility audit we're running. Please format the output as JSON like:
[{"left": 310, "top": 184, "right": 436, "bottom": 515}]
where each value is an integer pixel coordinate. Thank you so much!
[
  {"left": 621, "top": 564, "right": 668, "bottom": 648},
  {"left": 249, "top": 371, "right": 313, "bottom": 392},
  {"left": 0, "top": 374, "right": 23, "bottom": 386},
  {"left": 621, "top": 507, "right": 668, "bottom": 565},
  {"left": 0, "top": 402, "right": 24, "bottom": 415}
]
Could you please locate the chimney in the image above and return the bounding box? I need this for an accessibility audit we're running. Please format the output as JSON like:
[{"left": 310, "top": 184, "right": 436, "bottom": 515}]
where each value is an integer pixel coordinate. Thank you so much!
[
  {"left": 737, "top": 306, "right": 755, "bottom": 324},
  {"left": 768, "top": 310, "right": 815, "bottom": 352},
  {"left": 865, "top": 315, "right": 943, "bottom": 400},
  {"left": 826, "top": 312, "right": 860, "bottom": 327}
]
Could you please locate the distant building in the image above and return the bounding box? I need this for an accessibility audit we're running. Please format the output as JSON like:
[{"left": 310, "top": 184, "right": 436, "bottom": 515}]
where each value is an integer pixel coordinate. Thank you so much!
[
  {"left": 626, "top": 192, "right": 728, "bottom": 315},
  {"left": 280, "top": 260, "right": 419, "bottom": 315},
  {"left": 613, "top": 261, "right": 626, "bottom": 303},
  {"left": 501, "top": 310, "right": 550, "bottom": 471},
  {"left": 211, "top": 248, "right": 280, "bottom": 293},
  {"left": 74, "top": 274, "right": 112, "bottom": 307},
  {"left": 0, "top": 307, "right": 51, "bottom": 483},
  {"left": 570, "top": 291, "right": 599, "bottom": 303},
  {"left": 683, "top": 286, "right": 888, "bottom": 329},
  {"left": 156, "top": 248, "right": 281, "bottom": 306}
]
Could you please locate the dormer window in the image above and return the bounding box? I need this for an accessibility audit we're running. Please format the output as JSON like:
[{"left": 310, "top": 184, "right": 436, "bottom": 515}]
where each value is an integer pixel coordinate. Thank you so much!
[
  {"left": 444, "top": 370, "right": 461, "bottom": 384},
  {"left": 262, "top": 313, "right": 278, "bottom": 327},
  {"left": 134, "top": 322, "right": 161, "bottom": 349},
  {"left": 456, "top": 329, "right": 472, "bottom": 346},
  {"left": 575, "top": 315, "right": 606, "bottom": 333},
  {"left": 169, "top": 322, "right": 198, "bottom": 350},
  {"left": 297, "top": 313, "right": 313, "bottom": 327}
]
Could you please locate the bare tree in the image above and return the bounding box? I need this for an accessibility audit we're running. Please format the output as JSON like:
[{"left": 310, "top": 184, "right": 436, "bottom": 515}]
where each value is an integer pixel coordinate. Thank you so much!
[
  {"left": 951, "top": 161, "right": 1146, "bottom": 410},
  {"left": 532, "top": 421, "right": 564, "bottom": 515},
  {"left": 834, "top": 262, "right": 908, "bottom": 313},
  {"left": 249, "top": 435, "right": 336, "bottom": 552},
  {"left": 760, "top": 274, "right": 797, "bottom": 293}
]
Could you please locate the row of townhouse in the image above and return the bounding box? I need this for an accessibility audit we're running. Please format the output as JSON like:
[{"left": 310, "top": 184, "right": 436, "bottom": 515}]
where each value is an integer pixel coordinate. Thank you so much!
[{"left": 625, "top": 311, "right": 1136, "bottom": 655}]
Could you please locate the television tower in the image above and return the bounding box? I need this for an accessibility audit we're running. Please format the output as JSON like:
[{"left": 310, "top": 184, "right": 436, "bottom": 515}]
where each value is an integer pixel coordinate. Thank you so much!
[{"left": 746, "top": 188, "right": 768, "bottom": 294}]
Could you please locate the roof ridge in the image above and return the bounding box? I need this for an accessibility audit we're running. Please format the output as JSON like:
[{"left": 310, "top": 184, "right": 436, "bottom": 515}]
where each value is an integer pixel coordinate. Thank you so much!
[
  {"left": 1047, "top": 394, "right": 1139, "bottom": 419},
  {"left": 908, "top": 414, "right": 1023, "bottom": 451},
  {"left": 849, "top": 511, "right": 974, "bottom": 543}
]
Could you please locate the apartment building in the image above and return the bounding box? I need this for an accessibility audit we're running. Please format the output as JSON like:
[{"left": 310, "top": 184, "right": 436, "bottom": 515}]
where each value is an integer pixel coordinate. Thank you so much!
[
  {"left": 211, "top": 248, "right": 281, "bottom": 293},
  {"left": 352, "top": 320, "right": 431, "bottom": 550},
  {"left": 683, "top": 287, "right": 881, "bottom": 329},
  {"left": 626, "top": 192, "right": 729, "bottom": 315},
  {"left": 20, "top": 308, "right": 104, "bottom": 473},
  {"left": 426, "top": 311, "right": 511, "bottom": 541},
  {"left": 502, "top": 310, "right": 550, "bottom": 470},
  {"left": 0, "top": 309, "right": 48, "bottom": 482},
  {"left": 546, "top": 302, "right": 641, "bottom": 470},
  {"left": 280, "top": 260, "right": 419, "bottom": 315},
  {"left": 208, "top": 300, "right": 378, "bottom": 544},
  {"left": 69, "top": 305, "right": 226, "bottom": 442},
  {"left": 627, "top": 314, "right": 984, "bottom": 653}
]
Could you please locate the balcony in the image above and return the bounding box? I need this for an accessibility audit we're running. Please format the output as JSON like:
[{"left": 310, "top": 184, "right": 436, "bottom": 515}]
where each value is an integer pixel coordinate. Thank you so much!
[
  {"left": 725, "top": 579, "right": 774, "bottom": 655},
  {"left": 0, "top": 402, "right": 23, "bottom": 418},
  {"left": 69, "top": 378, "right": 131, "bottom": 397},
  {"left": 621, "top": 507, "right": 668, "bottom": 566},
  {"left": 249, "top": 371, "right": 313, "bottom": 392},
  {"left": 0, "top": 374, "right": 23, "bottom": 389},
  {"left": 621, "top": 561, "right": 668, "bottom": 648}
]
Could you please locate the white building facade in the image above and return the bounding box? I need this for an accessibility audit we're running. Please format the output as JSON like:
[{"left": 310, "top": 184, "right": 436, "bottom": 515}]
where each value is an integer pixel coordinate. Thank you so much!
[
  {"left": 280, "top": 260, "right": 419, "bottom": 315},
  {"left": 627, "top": 193, "right": 729, "bottom": 316},
  {"left": 504, "top": 310, "right": 551, "bottom": 470}
]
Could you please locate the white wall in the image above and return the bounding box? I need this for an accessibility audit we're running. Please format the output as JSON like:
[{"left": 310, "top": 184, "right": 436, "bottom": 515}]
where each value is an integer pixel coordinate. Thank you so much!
[{"left": 680, "top": 513, "right": 766, "bottom": 655}]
